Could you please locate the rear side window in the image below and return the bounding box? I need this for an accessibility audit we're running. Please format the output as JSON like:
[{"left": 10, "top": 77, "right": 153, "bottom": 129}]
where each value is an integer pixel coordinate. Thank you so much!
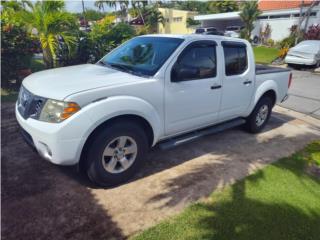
[{"left": 222, "top": 42, "right": 248, "bottom": 76}]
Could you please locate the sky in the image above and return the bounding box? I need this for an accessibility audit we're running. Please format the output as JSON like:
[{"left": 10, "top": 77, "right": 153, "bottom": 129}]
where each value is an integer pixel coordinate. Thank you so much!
[{"left": 65, "top": 0, "right": 101, "bottom": 13}]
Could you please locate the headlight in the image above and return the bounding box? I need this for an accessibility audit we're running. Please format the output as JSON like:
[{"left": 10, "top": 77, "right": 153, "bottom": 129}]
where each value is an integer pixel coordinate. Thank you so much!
[{"left": 39, "top": 99, "right": 80, "bottom": 123}]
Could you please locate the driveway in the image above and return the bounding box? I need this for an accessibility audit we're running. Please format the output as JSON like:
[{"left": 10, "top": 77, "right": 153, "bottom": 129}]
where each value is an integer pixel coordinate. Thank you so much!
[
  {"left": 1, "top": 103, "right": 320, "bottom": 239},
  {"left": 279, "top": 69, "right": 320, "bottom": 119}
]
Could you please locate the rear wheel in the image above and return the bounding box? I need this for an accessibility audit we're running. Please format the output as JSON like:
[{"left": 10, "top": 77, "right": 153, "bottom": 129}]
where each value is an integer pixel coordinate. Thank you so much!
[
  {"left": 245, "top": 97, "right": 273, "bottom": 133},
  {"left": 85, "top": 121, "right": 148, "bottom": 187}
]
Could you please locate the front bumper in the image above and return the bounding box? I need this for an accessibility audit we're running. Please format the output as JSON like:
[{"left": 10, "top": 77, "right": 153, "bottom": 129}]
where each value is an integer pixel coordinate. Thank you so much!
[{"left": 15, "top": 103, "right": 91, "bottom": 165}]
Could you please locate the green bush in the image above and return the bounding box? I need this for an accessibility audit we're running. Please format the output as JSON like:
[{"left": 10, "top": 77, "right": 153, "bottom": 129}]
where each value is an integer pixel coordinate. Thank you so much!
[
  {"left": 267, "top": 39, "right": 275, "bottom": 47},
  {"left": 1, "top": 22, "right": 34, "bottom": 89},
  {"left": 279, "top": 36, "right": 296, "bottom": 48}
]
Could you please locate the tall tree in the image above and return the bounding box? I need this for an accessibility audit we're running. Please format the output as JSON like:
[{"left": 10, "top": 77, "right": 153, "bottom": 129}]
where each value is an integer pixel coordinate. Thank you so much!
[
  {"left": 94, "top": 1, "right": 129, "bottom": 22},
  {"left": 239, "top": 1, "right": 261, "bottom": 41},
  {"left": 144, "top": 6, "right": 165, "bottom": 33},
  {"left": 208, "top": 0, "right": 239, "bottom": 13},
  {"left": 94, "top": 0, "right": 117, "bottom": 12},
  {"left": 21, "top": 0, "right": 78, "bottom": 68}
]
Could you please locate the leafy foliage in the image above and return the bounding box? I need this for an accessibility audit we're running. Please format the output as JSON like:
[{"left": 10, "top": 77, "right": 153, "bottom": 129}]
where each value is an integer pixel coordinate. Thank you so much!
[
  {"left": 186, "top": 17, "right": 200, "bottom": 27},
  {"left": 75, "top": 9, "right": 106, "bottom": 21},
  {"left": 158, "top": 0, "right": 238, "bottom": 14},
  {"left": 144, "top": 7, "right": 165, "bottom": 33},
  {"left": 159, "top": 1, "right": 207, "bottom": 14},
  {"left": 304, "top": 24, "right": 320, "bottom": 40},
  {"left": 208, "top": 0, "right": 239, "bottom": 13},
  {"left": 1, "top": 2, "right": 35, "bottom": 89},
  {"left": 278, "top": 47, "right": 289, "bottom": 59},
  {"left": 21, "top": 0, "right": 78, "bottom": 68},
  {"left": 239, "top": 1, "right": 261, "bottom": 41},
  {"left": 69, "top": 15, "right": 135, "bottom": 64}
]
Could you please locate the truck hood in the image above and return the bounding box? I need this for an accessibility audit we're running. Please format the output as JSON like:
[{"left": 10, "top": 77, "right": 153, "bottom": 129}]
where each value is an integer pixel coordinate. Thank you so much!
[{"left": 23, "top": 64, "right": 144, "bottom": 100}]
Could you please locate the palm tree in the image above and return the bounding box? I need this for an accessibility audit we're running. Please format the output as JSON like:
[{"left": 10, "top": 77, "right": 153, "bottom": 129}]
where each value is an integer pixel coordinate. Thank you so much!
[
  {"left": 94, "top": 1, "right": 129, "bottom": 22},
  {"left": 145, "top": 7, "right": 165, "bottom": 33},
  {"left": 21, "top": 1, "right": 77, "bottom": 68},
  {"left": 239, "top": 1, "right": 261, "bottom": 41},
  {"left": 94, "top": 0, "right": 117, "bottom": 12}
]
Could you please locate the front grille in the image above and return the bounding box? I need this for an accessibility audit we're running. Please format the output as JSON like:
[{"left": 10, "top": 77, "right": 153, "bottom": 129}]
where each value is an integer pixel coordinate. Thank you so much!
[{"left": 18, "top": 86, "right": 46, "bottom": 119}]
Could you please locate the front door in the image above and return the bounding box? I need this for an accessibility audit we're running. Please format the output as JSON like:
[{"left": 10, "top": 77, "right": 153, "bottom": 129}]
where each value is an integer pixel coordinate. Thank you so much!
[{"left": 164, "top": 40, "right": 222, "bottom": 136}]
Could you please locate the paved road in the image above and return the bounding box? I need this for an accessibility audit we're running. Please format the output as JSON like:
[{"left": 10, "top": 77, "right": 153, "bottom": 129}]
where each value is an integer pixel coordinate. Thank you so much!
[{"left": 279, "top": 70, "right": 320, "bottom": 119}]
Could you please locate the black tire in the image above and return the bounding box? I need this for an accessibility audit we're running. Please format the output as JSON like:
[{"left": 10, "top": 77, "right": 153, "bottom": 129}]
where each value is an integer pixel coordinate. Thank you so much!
[
  {"left": 288, "top": 63, "right": 301, "bottom": 70},
  {"left": 245, "top": 97, "right": 273, "bottom": 133},
  {"left": 85, "top": 121, "right": 148, "bottom": 187}
]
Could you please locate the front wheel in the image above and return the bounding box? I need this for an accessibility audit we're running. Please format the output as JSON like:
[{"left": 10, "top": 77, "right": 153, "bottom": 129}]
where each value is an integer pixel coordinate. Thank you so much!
[
  {"left": 245, "top": 97, "right": 273, "bottom": 133},
  {"left": 85, "top": 121, "right": 148, "bottom": 187}
]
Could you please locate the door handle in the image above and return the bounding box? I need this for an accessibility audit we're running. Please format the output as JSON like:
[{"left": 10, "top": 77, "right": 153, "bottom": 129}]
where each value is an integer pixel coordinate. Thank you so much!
[
  {"left": 243, "top": 80, "right": 252, "bottom": 85},
  {"left": 211, "top": 85, "right": 222, "bottom": 90}
]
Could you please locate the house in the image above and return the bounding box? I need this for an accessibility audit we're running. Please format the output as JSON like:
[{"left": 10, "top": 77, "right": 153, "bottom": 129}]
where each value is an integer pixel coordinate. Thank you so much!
[
  {"left": 194, "top": 0, "right": 320, "bottom": 41},
  {"left": 157, "top": 8, "right": 198, "bottom": 34}
]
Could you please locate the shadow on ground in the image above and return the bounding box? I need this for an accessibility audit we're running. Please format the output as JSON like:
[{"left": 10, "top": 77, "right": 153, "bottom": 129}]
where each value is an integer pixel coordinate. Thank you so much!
[
  {"left": 1, "top": 104, "right": 125, "bottom": 240},
  {"left": 2, "top": 102, "right": 320, "bottom": 239}
]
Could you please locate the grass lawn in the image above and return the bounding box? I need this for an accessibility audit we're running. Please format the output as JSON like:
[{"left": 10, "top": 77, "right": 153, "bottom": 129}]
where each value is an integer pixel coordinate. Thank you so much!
[
  {"left": 254, "top": 46, "right": 279, "bottom": 64},
  {"left": 132, "top": 141, "right": 320, "bottom": 240}
]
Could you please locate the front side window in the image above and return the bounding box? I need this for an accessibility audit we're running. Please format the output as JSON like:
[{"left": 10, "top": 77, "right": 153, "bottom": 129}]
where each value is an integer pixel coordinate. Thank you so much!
[
  {"left": 100, "top": 37, "right": 184, "bottom": 76},
  {"left": 223, "top": 42, "right": 248, "bottom": 76},
  {"left": 171, "top": 41, "right": 217, "bottom": 82}
]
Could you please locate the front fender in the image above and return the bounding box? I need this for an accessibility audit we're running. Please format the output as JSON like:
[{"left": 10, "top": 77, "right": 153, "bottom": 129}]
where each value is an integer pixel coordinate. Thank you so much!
[{"left": 81, "top": 96, "right": 162, "bottom": 146}]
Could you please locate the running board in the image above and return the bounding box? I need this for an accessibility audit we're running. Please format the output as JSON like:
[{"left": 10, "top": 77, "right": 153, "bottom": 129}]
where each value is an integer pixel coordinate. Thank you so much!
[{"left": 158, "top": 118, "right": 246, "bottom": 150}]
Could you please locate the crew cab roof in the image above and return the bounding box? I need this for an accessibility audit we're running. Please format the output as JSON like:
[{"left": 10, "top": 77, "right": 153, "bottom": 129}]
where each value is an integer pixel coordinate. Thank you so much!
[{"left": 139, "top": 34, "right": 248, "bottom": 44}]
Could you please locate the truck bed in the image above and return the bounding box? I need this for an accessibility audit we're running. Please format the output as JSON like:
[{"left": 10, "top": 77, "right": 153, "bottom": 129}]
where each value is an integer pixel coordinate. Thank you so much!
[{"left": 256, "top": 64, "right": 290, "bottom": 75}]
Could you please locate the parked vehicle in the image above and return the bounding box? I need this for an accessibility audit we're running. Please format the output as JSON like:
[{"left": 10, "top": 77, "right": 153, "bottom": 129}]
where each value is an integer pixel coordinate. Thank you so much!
[
  {"left": 224, "top": 25, "right": 244, "bottom": 38},
  {"left": 16, "top": 34, "right": 292, "bottom": 187},
  {"left": 285, "top": 40, "right": 320, "bottom": 68},
  {"left": 195, "top": 27, "right": 224, "bottom": 36}
]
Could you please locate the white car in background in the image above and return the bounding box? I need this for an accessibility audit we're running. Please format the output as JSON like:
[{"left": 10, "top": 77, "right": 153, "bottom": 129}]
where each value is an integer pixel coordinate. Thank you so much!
[
  {"left": 285, "top": 40, "right": 320, "bottom": 67},
  {"left": 224, "top": 26, "right": 244, "bottom": 38}
]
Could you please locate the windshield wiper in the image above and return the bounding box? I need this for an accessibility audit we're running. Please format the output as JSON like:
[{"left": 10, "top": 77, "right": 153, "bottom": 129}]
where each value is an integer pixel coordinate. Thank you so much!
[
  {"left": 99, "top": 61, "right": 147, "bottom": 77},
  {"left": 109, "top": 63, "right": 133, "bottom": 72}
]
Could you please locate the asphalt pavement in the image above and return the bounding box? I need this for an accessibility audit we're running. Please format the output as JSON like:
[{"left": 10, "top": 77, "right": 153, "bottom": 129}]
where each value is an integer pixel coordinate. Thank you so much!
[{"left": 279, "top": 69, "right": 320, "bottom": 119}]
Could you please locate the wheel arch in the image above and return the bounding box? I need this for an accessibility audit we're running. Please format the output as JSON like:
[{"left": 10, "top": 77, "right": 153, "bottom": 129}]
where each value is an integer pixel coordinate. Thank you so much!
[
  {"left": 79, "top": 114, "right": 154, "bottom": 171},
  {"left": 254, "top": 80, "right": 278, "bottom": 107}
]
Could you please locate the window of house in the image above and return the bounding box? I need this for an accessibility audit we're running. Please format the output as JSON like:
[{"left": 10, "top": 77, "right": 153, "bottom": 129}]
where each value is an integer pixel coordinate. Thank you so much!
[
  {"left": 293, "top": 12, "right": 316, "bottom": 18},
  {"left": 171, "top": 41, "right": 217, "bottom": 81},
  {"left": 222, "top": 42, "right": 248, "bottom": 76},
  {"left": 257, "top": 16, "right": 268, "bottom": 20},
  {"left": 173, "top": 17, "right": 183, "bottom": 22},
  {"left": 269, "top": 14, "right": 290, "bottom": 19}
]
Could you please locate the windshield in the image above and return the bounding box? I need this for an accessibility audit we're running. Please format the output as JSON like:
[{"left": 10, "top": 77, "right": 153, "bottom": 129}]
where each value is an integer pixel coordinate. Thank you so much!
[{"left": 100, "top": 37, "right": 184, "bottom": 76}]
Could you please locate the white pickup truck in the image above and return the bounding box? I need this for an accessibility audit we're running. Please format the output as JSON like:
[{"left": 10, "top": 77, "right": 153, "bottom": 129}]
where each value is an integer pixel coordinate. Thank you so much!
[{"left": 16, "top": 34, "right": 292, "bottom": 186}]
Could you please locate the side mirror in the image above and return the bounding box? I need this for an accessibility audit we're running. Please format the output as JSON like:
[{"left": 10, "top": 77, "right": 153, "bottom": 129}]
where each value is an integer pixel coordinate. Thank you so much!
[{"left": 171, "top": 64, "right": 199, "bottom": 82}]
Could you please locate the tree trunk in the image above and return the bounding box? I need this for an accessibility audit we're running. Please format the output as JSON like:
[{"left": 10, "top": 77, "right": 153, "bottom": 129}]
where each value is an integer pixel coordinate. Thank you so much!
[{"left": 42, "top": 46, "right": 53, "bottom": 69}]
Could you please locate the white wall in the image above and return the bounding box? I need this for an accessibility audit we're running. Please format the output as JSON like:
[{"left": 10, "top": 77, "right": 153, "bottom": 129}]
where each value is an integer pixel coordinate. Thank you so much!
[
  {"left": 254, "top": 15, "right": 320, "bottom": 41},
  {"left": 199, "top": 7, "right": 320, "bottom": 42}
]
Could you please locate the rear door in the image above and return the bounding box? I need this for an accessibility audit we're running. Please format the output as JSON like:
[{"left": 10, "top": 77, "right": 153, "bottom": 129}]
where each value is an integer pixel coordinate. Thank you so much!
[{"left": 219, "top": 41, "right": 255, "bottom": 120}]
